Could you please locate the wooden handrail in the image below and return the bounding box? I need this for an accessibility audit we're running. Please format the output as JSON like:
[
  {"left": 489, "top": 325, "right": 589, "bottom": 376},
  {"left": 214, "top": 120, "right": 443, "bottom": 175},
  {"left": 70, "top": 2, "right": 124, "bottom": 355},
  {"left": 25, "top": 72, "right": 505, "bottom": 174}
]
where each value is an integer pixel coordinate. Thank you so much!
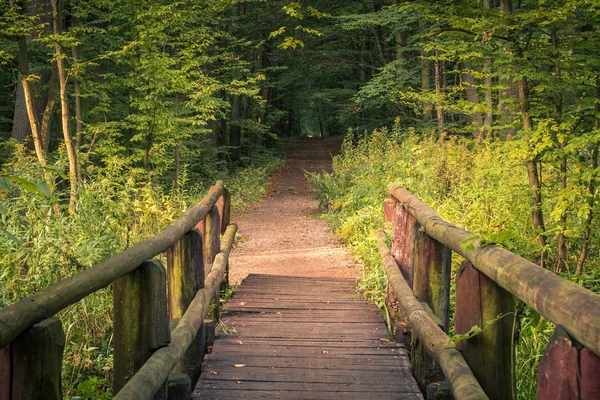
[
  {"left": 0, "top": 181, "right": 224, "bottom": 348},
  {"left": 376, "top": 230, "right": 488, "bottom": 400},
  {"left": 113, "top": 224, "right": 237, "bottom": 400},
  {"left": 389, "top": 185, "right": 600, "bottom": 357}
]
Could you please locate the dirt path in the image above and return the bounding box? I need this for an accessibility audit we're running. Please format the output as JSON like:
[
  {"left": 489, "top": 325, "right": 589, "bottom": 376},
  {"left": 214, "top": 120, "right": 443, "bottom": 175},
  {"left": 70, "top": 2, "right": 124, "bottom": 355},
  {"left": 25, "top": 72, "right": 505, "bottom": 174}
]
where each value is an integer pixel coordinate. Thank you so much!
[{"left": 229, "top": 138, "right": 359, "bottom": 284}]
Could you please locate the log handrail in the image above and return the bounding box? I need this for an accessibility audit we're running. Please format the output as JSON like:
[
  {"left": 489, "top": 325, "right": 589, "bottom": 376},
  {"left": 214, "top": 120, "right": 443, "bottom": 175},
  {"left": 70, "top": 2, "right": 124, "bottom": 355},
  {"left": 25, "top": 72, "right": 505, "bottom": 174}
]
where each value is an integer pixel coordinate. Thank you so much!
[
  {"left": 113, "top": 224, "right": 237, "bottom": 400},
  {"left": 383, "top": 185, "right": 600, "bottom": 400},
  {"left": 389, "top": 185, "right": 600, "bottom": 357},
  {"left": 0, "top": 181, "right": 224, "bottom": 348},
  {"left": 376, "top": 230, "right": 488, "bottom": 400}
]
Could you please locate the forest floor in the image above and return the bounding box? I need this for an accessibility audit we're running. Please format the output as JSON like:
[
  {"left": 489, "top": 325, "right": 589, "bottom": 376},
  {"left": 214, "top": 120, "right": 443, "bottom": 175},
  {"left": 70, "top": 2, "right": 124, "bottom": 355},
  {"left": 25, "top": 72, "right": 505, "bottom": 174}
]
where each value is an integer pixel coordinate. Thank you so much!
[{"left": 228, "top": 137, "right": 360, "bottom": 284}]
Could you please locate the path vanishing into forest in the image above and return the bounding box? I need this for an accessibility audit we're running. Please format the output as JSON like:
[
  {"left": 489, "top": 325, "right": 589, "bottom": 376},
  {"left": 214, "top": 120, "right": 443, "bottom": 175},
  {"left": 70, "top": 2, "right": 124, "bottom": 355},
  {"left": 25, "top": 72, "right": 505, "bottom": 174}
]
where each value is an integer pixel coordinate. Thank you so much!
[
  {"left": 195, "top": 138, "right": 423, "bottom": 399},
  {"left": 228, "top": 137, "right": 360, "bottom": 283}
]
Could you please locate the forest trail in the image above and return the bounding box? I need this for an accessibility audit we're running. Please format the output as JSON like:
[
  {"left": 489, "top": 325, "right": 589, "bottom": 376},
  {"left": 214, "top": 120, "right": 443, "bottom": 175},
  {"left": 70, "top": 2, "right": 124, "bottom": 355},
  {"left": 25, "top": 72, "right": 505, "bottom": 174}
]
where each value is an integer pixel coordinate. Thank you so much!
[
  {"left": 195, "top": 140, "right": 422, "bottom": 398},
  {"left": 228, "top": 137, "right": 360, "bottom": 283}
]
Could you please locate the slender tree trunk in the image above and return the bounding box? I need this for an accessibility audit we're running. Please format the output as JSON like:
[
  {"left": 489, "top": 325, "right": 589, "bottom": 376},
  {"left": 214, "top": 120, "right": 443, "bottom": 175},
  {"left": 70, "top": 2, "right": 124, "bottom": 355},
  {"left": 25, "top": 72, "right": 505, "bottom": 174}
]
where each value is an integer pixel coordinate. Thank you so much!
[
  {"left": 483, "top": 0, "right": 493, "bottom": 130},
  {"left": 16, "top": 34, "right": 47, "bottom": 167},
  {"left": 498, "top": 0, "right": 518, "bottom": 135},
  {"left": 519, "top": 77, "right": 546, "bottom": 251},
  {"left": 52, "top": 0, "right": 78, "bottom": 212},
  {"left": 434, "top": 53, "right": 444, "bottom": 133},
  {"left": 230, "top": 95, "right": 242, "bottom": 162},
  {"left": 12, "top": 82, "right": 31, "bottom": 144},
  {"left": 422, "top": 51, "right": 432, "bottom": 122},
  {"left": 40, "top": 63, "right": 58, "bottom": 153},
  {"left": 551, "top": 27, "right": 567, "bottom": 272},
  {"left": 174, "top": 94, "right": 181, "bottom": 190},
  {"left": 576, "top": 77, "right": 600, "bottom": 275},
  {"left": 72, "top": 46, "right": 83, "bottom": 151},
  {"left": 462, "top": 61, "right": 483, "bottom": 128}
]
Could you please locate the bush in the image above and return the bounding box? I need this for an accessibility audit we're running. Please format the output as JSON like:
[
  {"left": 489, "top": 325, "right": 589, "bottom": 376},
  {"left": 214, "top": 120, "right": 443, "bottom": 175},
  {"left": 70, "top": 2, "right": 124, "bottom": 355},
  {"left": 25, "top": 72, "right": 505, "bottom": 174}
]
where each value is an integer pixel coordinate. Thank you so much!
[{"left": 311, "top": 124, "right": 600, "bottom": 399}]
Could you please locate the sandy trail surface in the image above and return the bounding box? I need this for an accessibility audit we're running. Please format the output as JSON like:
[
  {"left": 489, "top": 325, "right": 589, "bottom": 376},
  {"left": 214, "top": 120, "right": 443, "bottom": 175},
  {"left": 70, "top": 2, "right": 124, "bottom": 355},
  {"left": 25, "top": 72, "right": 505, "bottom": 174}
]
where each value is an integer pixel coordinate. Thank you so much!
[{"left": 228, "top": 138, "right": 360, "bottom": 284}]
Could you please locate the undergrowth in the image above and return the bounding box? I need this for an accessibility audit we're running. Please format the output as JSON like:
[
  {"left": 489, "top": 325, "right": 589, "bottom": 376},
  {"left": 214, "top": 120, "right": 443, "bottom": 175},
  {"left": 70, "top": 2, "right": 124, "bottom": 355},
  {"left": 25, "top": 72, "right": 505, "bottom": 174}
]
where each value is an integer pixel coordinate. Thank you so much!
[
  {"left": 0, "top": 146, "right": 283, "bottom": 398},
  {"left": 311, "top": 125, "right": 600, "bottom": 400}
]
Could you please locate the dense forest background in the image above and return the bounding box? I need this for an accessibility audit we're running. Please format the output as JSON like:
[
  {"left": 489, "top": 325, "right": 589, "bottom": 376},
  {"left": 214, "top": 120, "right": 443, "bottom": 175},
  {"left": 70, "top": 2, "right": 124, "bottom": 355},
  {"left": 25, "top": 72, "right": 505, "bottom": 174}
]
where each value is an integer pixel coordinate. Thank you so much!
[{"left": 1, "top": 0, "right": 599, "bottom": 398}]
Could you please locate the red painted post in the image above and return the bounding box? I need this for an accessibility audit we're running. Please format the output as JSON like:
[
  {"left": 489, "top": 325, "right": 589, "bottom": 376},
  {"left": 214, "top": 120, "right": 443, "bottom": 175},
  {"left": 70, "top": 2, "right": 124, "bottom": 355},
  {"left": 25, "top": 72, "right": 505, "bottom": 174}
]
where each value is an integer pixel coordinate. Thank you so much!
[
  {"left": 537, "top": 326, "right": 600, "bottom": 399},
  {"left": 455, "top": 260, "right": 514, "bottom": 400},
  {"left": 390, "top": 202, "right": 420, "bottom": 287}
]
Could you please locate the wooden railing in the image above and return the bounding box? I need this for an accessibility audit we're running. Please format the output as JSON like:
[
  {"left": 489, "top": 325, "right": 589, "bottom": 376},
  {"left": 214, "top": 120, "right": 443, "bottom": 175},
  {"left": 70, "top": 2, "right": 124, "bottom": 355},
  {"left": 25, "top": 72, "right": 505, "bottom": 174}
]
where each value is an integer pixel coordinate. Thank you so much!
[
  {"left": 0, "top": 181, "right": 236, "bottom": 400},
  {"left": 379, "top": 185, "right": 600, "bottom": 400}
]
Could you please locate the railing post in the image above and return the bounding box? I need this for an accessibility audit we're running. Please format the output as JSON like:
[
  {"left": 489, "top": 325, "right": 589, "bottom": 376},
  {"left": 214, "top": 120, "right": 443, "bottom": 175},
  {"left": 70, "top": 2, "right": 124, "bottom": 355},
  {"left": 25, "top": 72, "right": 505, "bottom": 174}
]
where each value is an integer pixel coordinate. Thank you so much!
[
  {"left": 216, "top": 188, "right": 231, "bottom": 235},
  {"left": 455, "top": 260, "right": 515, "bottom": 400},
  {"left": 410, "top": 229, "right": 451, "bottom": 392},
  {"left": 167, "top": 229, "right": 205, "bottom": 387},
  {"left": 537, "top": 325, "right": 600, "bottom": 399},
  {"left": 167, "top": 229, "right": 204, "bottom": 318},
  {"left": 0, "top": 317, "right": 65, "bottom": 400},
  {"left": 113, "top": 260, "right": 170, "bottom": 396},
  {"left": 385, "top": 195, "right": 411, "bottom": 348},
  {"left": 390, "top": 202, "right": 420, "bottom": 287}
]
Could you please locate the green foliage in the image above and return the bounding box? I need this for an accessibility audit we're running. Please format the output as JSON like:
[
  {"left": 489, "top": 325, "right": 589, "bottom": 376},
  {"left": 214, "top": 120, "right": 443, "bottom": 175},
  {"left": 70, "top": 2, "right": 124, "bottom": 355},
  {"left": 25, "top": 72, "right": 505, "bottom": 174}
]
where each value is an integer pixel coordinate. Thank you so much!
[
  {"left": 0, "top": 145, "right": 281, "bottom": 397},
  {"left": 312, "top": 125, "right": 600, "bottom": 399}
]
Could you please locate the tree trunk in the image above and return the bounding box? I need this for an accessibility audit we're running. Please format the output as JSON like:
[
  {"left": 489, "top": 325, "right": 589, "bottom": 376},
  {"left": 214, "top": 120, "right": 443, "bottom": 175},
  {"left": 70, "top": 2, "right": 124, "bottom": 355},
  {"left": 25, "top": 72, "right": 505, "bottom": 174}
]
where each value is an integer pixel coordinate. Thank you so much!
[
  {"left": 552, "top": 27, "right": 567, "bottom": 272},
  {"left": 11, "top": 82, "right": 31, "bottom": 144},
  {"left": 52, "top": 0, "right": 78, "bottom": 212},
  {"left": 576, "top": 77, "right": 600, "bottom": 275},
  {"left": 434, "top": 54, "right": 444, "bottom": 133},
  {"left": 174, "top": 94, "right": 181, "bottom": 190},
  {"left": 483, "top": 0, "right": 493, "bottom": 130},
  {"left": 519, "top": 77, "right": 546, "bottom": 251},
  {"left": 229, "top": 95, "right": 242, "bottom": 162},
  {"left": 16, "top": 33, "right": 47, "bottom": 167},
  {"left": 72, "top": 46, "right": 82, "bottom": 151},
  {"left": 462, "top": 62, "right": 483, "bottom": 128}
]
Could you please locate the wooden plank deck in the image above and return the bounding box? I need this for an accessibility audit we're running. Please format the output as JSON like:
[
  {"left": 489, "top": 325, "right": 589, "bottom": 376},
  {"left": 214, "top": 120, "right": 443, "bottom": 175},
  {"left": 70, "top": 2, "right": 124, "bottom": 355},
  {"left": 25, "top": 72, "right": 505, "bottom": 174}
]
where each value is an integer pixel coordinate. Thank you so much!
[{"left": 194, "top": 274, "right": 423, "bottom": 399}]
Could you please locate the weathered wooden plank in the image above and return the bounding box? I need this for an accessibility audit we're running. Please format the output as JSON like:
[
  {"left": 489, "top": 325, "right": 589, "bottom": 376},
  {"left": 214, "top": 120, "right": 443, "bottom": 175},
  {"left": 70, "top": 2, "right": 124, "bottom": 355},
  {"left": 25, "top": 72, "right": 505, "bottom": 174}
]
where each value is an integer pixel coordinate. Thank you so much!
[
  {"left": 537, "top": 325, "right": 600, "bottom": 400},
  {"left": 390, "top": 185, "right": 600, "bottom": 357},
  {"left": 0, "top": 317, "right": 65, "bottom": 400},
  {"left": 455, "top": 260, "right": 515, "bottom": 400},
  {"left": 580, "top": 348, "right": 600, "bottom": 399},
  {"left": 167, "top": 229, "right": 204, "bottom": 319},
  {"left": 113, "top": 260, "right": 170, "bottom": 394},
  {"left": 390, "top": 204, "right": 420, "bottom": 286},
  {"left": 196, "top": 389, "right": 422, "bottom": 400},
  {"left": 196, "top": 274, "right": 423, "bottom": 400},
  {"left": 197, "top": 380, "right": 422, "bottom": 393},
  {"left": 0, "top": 182, "right": 224, "bottom": 348}
]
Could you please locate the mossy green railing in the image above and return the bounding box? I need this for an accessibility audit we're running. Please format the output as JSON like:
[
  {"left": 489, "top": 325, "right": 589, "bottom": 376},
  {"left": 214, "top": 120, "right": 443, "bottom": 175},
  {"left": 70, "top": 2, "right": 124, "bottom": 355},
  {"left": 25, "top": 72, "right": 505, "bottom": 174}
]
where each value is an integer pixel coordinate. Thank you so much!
[
  {"left": 380, "top": 185, "right": 600, "bottom": 400},
  {"left": 0, "top": 181, "right": 235, "bottom": 400}
]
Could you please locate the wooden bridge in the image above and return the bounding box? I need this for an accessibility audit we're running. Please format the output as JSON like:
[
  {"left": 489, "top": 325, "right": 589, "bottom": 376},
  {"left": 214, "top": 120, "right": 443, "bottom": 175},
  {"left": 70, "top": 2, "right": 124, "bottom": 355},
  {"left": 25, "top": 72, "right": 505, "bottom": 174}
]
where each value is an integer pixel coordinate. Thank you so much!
[{"left": 1, "top": 181, "right": 600, "bottom": 400}]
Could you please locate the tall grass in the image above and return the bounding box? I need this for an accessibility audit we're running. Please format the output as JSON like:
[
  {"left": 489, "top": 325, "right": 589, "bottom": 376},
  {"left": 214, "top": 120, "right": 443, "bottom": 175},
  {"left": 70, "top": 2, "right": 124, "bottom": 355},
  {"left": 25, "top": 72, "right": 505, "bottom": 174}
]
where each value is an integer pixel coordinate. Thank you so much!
[
  {"left": 311, "top": 125, "right": 599, "bottom": 399},
  {"left": 0, "top": 146, "right": 283, "bottom": 397}
]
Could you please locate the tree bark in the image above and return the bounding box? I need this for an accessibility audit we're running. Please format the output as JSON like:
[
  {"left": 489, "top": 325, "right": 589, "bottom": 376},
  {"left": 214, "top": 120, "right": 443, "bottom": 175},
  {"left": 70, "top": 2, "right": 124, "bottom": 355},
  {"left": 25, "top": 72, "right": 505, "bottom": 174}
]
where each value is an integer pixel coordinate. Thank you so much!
[
  {"left": 52, "top": 0, "right": 78, "bottom": 212},
  {"left": 229, "top": 95, "right": 242, "bottom": 162},
  {"left": 462, "top": 61, "right": 483, "bottom": 128},
  {"left": 483, "top": 0, "right": 493, "bottom": 130},
  {"left": 576, "top": 77, "right": 600, "bottom": 275},
  {"left": 551, "top": 27, "right": 567, "bottom": 272},
  {"left": 519, "top": 77, "right": 546, "bottom": 251},
  {"left": 434, "top": 54, "right": 444, "bottom": 133}
]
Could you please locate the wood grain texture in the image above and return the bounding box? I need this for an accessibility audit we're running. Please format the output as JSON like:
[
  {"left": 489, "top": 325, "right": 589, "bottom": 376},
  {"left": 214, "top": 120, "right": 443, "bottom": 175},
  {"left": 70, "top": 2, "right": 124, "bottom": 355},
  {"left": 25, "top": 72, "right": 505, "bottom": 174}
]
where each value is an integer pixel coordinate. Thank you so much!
[
  {"left": 0, "top": 182, "right": 224, "bottom": 348},
  {"left": 389, "top": 185, "right": 600, "bottom": 357},
  {"left": 113, "top": 260, "right": 170, "bottom": 394},
  {"left": 194, "top": 274, "right": 423, "bottom": 400},
  {"left": 455, "top": 261, "right": 515, "bottom": 400}
]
